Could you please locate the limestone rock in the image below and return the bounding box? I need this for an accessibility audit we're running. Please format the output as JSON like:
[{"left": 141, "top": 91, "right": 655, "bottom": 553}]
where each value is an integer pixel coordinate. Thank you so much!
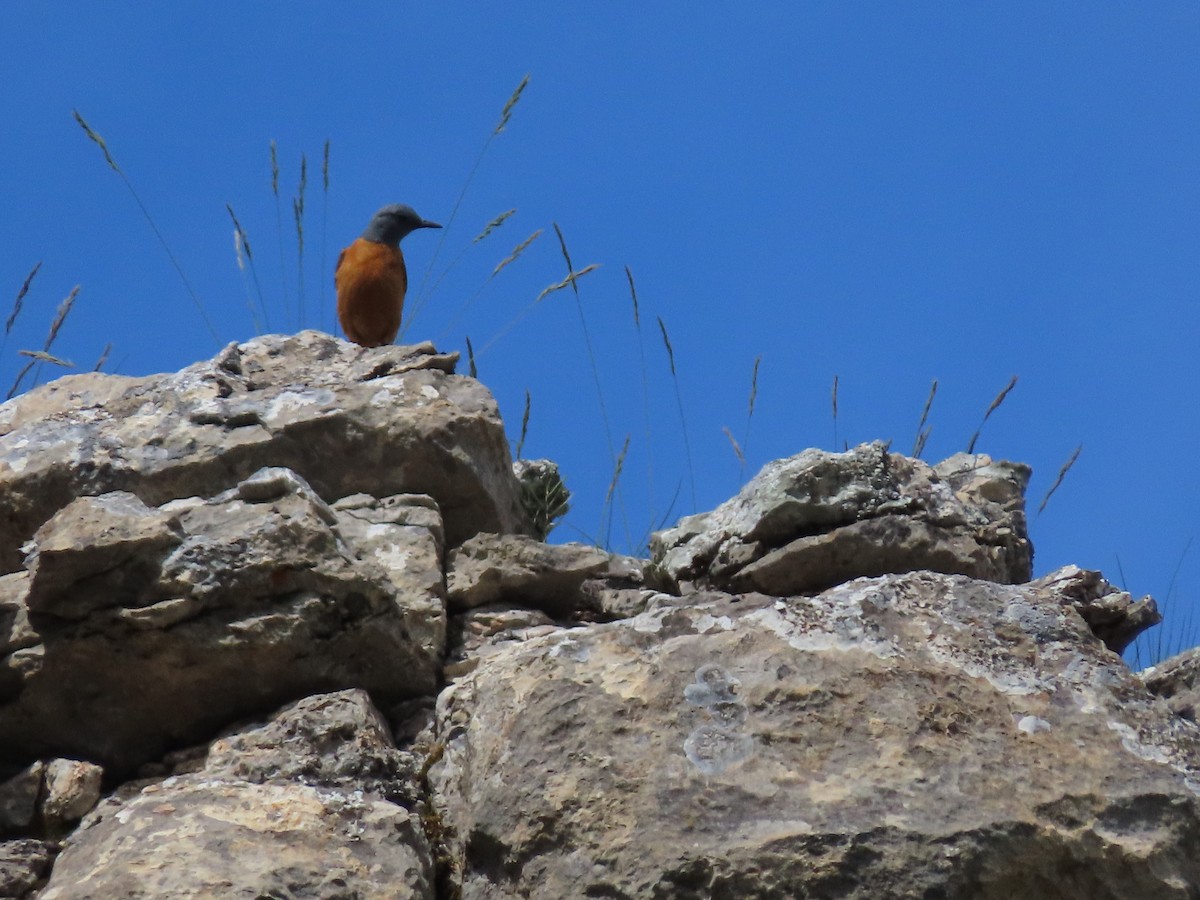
[
  {"left": 0, "top": 839, "right": 57, "bottom": 899},
  {"left": 0, "top": 764, "right": 42, "bottom": 835},
  {"left": 445, "top": 605, "right": 561, "bottom": 679},
  {"left": 0, "top": 331, "right": 529, "bottom": 575},
  {"left": 1143, "top": 647, "right": 1200, "bottom": 723},
  {"left": 1032, "top": 564, "right": 1160, "bottom": 655},
  {"left": 430, "top": 572, "right": 1200, "bottom": 898},
  {"left": 446, "top": 533, "right": 643, "bottom": 616},
  {"left": 39, "top": 690, "right": 433, "bottom": 899},
  {"left": 40, "top": 760, "right": 103, "bottom": 831},
  {"left": 0, "top": 757, "right": 101, "bottom": 841},
  {"left": 0, "top": 466, "right": 446, "bottom": 776},
  {"left": 650, "top": 442, "right": 1032, "bottom": 595}
]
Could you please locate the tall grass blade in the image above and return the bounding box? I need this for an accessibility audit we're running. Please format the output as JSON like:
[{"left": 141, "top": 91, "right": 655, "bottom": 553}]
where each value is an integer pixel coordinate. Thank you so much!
[
  {"left": 741, "top": 354, "right": 761, "bottom": 479},
  {"left": 476, "top": 209, "right": 516, "bottom": 242},
  {"left": 967, "top": 375, "right": 1018, "bottom": 453},
  {"left": 321, "top": 140, "right": 330, "bottom": 332},
  {"left": 412, "top": 73, "right": 531, "bottom": 323},
  {"left": 270, "top": 140, "right": 289, "bottom": 325},
  {"left": 226, "top": 204, "right": 268, "bottom": 332},
  {"left": 436, "top": 214, "right": 531, "bottom": 341},
  {"left": 552, "top": 222, "right": 628, "bottom": 544},
  {"left": 293, "top": 153, "right": 308, "bottom": 328},
  {"left": 723, "top": 427, "right": 746, "bottom": 466},
  {"left": 495, "top": 74, "right": 530, "bottom": 135},
  {"left": 3, "top": 260, "right": 42, "bottom": 360},
  {"left": 94, "top": 343, "right": 112, "bottom": 372},
  {"left": 465, "top": 335, "right": 478, "bottom": 378},
  {"left": 657, "top": 315, "right": 697, "bottom": 510},
  {"left": 516, "top": 389, "right": 531, "bottom": 459},
  {"left": 831, "top": 374, "right": 839, "bottom": 451},
  {"left": 626, "top": 266, "right": 655, "bottom": 532},
  {"left": 535, "top": 264, "right": 600, "bottom": 303},
  {"left": 914, "top": 426, "right": 933, "bottom": 459},
  {"left": 602, "top": 434, "right": 632, "bottom": 549},
  {"left": 18, "top": 350, "right": 73, "bottom": 367},
  {"left": 912, "top": 378, "right": 938, "bottom": 458},
  {"left": 492, "top": 229, "right": 542, "bottom": 278},
  {"left": 74, "top": 111, "right": 218, "bottom": 344},
  {"left": 1037, "top": 445, "right": 1082, "bottom": 516},
  {"left": 7, "top": 285, "right": 79, "bottom": 398}
]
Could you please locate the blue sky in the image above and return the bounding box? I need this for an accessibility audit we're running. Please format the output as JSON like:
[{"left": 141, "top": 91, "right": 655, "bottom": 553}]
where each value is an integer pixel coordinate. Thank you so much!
[{"left": 2, "top": 4, "right": 1196, "bottom": 664}]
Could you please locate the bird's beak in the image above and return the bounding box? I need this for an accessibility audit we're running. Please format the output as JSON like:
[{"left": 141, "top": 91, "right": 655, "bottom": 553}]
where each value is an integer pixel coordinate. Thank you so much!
[{"left": 421, "top": 219, "right": 442, "bottom": 229}]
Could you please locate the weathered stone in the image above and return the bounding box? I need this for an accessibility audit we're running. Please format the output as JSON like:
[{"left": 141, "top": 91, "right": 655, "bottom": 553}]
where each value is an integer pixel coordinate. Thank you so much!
[
  {"left": 729, "top": 513, "right": 1017, "bottom": 595},
  {"left": 446, "top": 533, "right": 643, "bottom": 616},
  {"left": 445, "top": 605, "right": 561, "bottom": 679},
  {"left": 430, "top": 572, "right": 1200, "bottom": 898},
  {"left": 25, "top": 492, "right": 182, "bottom": 620},
  {"left": 0, "top": 330, "right": 529, "bottom": 575},
  {"left": 0, "top": 839, "right": 58, "bottom": 898},
  {"left": 39, "top": 690, "right": 433, "bottom": 899},
  {"left": 0, "top": 763, "right": 42, "bottom": 835},
  {"left": 0, "top": 467, "right": 445, "bottom": 776},
  {"left": 650, "top": 443, "right": 1032, "bottom": 594},
  {"left": 40, "top": 759, "right": 103, "bottom": 831},
  {"left": 1143, "top": 647, "right": 1200, "bottom": 723},
  {"left": 1030, "top": 564, "right": 1161, "bottom": 655}
]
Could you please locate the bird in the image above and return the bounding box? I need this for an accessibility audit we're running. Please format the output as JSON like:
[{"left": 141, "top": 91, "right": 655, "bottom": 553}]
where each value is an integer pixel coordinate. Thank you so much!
[{"left": 335, "top": 204, "right": 441, "bottom": 347}]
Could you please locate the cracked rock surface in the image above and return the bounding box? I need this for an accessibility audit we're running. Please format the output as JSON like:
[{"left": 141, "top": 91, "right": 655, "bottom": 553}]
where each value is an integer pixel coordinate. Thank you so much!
[{"left": 0, "top": 331, "right": 1192, "bottom": 899}]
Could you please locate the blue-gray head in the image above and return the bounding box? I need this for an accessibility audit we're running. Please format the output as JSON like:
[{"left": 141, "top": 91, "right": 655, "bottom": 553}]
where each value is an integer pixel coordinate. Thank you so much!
[{"left": 360, "top": 204, "right": 442, "bottom": 246}]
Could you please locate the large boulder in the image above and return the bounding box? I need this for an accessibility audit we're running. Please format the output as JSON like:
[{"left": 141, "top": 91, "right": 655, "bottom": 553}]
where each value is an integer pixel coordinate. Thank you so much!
[
  {"left": 0, "top": 331, "right": 529, "bottom": 575},
  {"left": 430, "top": 568, "right": 1199, "bottom": 899},
  {"left": 651, "top": 442, "right": 1032, "bottom": 595},
  {"left": 38, "top": 690, "right": 434, "bottom": 899},
  {"left": 0, "top": 466, "right": 446, "bottom": 775}
]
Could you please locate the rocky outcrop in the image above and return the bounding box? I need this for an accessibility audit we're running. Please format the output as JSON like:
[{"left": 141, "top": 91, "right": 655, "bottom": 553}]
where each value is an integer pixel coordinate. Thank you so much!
[
  {"left": 651, "top": 443, "right": 1032, "bottom": 595},
  {"left": 430, "top": 571, "right": 1199, "bottom": 898},
  {"left": 39, "top": 690, "right": 433, "bottom": 899},
  {"left": 0, "top": 332, "right": 1190, "bottom": 899},
  {"left": 1, "top": 466, "right": 446, "bottom": 776},
  {"left": 0, "top": 331, "right": 529, "bottom": 575},
  {"left": 1144, "top": 648, "right": 1200, "bottom": 723}
]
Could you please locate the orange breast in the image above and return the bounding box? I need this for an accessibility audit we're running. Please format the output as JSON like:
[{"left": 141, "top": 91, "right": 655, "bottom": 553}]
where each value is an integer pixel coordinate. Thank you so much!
[{"left": 335, "top": 238, "right": 408, "bottom": 347}]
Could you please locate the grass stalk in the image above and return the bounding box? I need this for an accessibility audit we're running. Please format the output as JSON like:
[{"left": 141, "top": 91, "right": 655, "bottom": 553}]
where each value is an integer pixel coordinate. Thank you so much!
[
  {"left": 626, "top": 266, "right": 655, "bottom": 528},
  {"left": 7, "top": 285, "right": 80, "bottom": 399},
  {"left": 409, "top": 73, "right": 531, "bottom": 332},
  {"left": 73, "top": 111, "right": 218, "bottom": 344},
  {"left": 967, "top": 375, "right": 1018, "bottom": 453},
  {"left": 831, "top": 374, "right": 840, "bottom": 451},
  {"left": 912, "top": 378, "right": 938, "bottom": 458},
  {"left": 723, "top": 426, "right": 746, "bottom": 467},
  {"left": 1037, "top": 445, "right": 1081, "bottom": 516},
  {"left": 293, "top": 153, "right": 308, "bottom": 327},
  {"left": 321, "top": 140, "right": 330, "bottom": 332},
  {"left": 94, "top": 343, "right": 113, "bottom": 372},
  {"left": 270, "top": 140, "right": 289, "bottom": 327},
  {"left": 602, "top": 435, "right": 632, "bottom": 548},
  {"left": 464, "top": 335, "right": 478, "bottom": 378},
  {"left": 551, "top": 222, "right": 630, "bottom": 546},
  {"left": 436, "top": 212, "right": 525, "bottom": 341},
  {"left": 741, "top": 355, "right": 761, "bottom": 480},
  {"left": 226, "top": 203, "right": 269, "bottom": 332},
  {"left": 657, "top": 314, "right": 697, "bottom": 511},
  {"left": 3, "top": 261, "right": 42, "bottom": 361},
  {"left": 516, "top": 389, "right": 531, "bottom": 459}
]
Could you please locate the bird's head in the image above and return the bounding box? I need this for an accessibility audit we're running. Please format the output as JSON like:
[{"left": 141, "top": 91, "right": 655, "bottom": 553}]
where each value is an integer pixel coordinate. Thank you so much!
[{"left": 361, "top": 204, "right": 442, "bottom": 246}]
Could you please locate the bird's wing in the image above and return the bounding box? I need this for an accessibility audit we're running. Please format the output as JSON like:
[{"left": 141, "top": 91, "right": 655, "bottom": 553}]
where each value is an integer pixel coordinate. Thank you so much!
[{"left": 335, "top": 247, "right": 347, "bottom": 282}]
